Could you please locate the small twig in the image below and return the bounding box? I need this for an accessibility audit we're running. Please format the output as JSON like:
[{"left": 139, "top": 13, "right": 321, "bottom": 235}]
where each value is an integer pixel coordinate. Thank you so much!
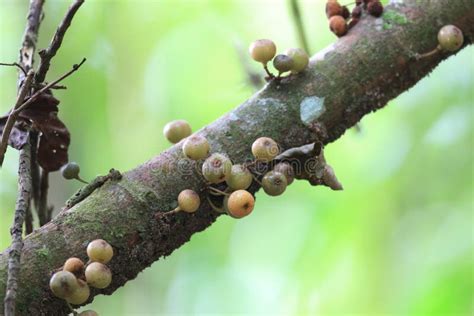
[
  {"left": 0, "top": 62, "right": 28, "bottom": 77},
  {"left": 4, "top": 136, "right": 32, "bottom": 316},
  {"left": 30, "top": 131, "right": 40, "bottom": 216},
  {"left": 25, "top": 204, "right": 33, "bottom": 235},
  {"left": 289, "top": 0, "right": 311, "bottom": 54},
  {"left": 207, "top": 195, "right": 224, "bottom": 213},
  {"left": 65, "top": 168, "right": 122, "bottom": 209},
  {"left": 35, "top": 0, "right": 85, "bottom": 84},
  {"left": 38, "top": 169, "right": 49, "bottom": 226},
  {"left": 208, "top": 186, "right": 229, "bottom": 196},
  {"left": 263, "top": 64, "right": 275, "bottom": 79},
  {"left": 0, "top": 70, "right": 34, "bottom": 166},
  {"left": 14, "top": 58, "right": 86, "bottom": 115}
]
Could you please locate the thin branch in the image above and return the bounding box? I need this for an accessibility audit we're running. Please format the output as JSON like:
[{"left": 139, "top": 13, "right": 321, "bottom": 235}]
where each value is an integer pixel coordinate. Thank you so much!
[
  {"left": 18, "top": 0, "right": 45, "bottom": 80},
  {"left": 289, "top": 0, "right": 311, "bottom": 54},
  {"left": 14, "top": 58, "right": 86, "bottom": 115},
  {"left": 0, "top": 63, "right": 27, "bottom": 77},
  {"left": 35, "top": 0, "right": 85, "bottom": 84},
  {"left": 3, "top": 136, "right": 32, "bottom": 316},
  {"left": 30, "top": 131, "right": 41, "bottom": 217},
  {"left": 0, "top": 71, "right": 35, "bottom": 166},
  {"left": 38, "top": 169, "right": 49, "bottom": 226}
]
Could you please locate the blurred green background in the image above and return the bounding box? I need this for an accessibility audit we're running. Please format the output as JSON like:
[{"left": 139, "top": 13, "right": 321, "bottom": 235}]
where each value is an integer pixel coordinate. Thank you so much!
[{"left": 1, "top": 0, "right": 473, "bottom": 315}]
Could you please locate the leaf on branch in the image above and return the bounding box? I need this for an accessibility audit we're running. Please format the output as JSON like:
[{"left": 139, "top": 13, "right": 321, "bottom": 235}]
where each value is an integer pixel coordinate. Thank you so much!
[
  {"left": 19, "top": 93, "right": 70, "bottom": 171},
  {"left": 0, "top": 92, "right": 70, "bottom": 171},
  {"left": 0, "top": 116, "right": 29, "bottom": 149}
]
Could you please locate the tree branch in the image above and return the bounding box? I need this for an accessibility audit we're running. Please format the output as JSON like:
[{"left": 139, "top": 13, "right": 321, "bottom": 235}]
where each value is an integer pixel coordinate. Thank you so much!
[
  {"left": 34, "top": 0, "right": 85, "bottom": 84},
  {"left": 3, "top": 138, "right": 32, "bottom": 316},
  {"left": 0, "top": 0, "right": 473, "bottom": 314}
]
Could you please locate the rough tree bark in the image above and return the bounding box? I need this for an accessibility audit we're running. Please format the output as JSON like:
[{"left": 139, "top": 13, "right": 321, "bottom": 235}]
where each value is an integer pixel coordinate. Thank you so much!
[{"left": 0, "top": 0, "right": 473, "bottom": 314}]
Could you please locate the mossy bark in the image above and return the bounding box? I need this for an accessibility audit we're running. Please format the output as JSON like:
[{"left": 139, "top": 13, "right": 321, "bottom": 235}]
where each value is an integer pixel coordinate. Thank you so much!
[{"left": 1, "top": 1, "right": 473, "bottom": 314}]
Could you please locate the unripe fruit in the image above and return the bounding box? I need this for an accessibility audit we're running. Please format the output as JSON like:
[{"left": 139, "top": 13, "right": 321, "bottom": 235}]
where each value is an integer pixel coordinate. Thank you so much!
[
  {"left": 352, "top": 5, "right": 362, "bottom": 19},
  {"left": 79, "top": 310, "right": 99, "bottom": 316},
  {"left": 285, "top": 48, "right": 309, "bottom": 73},
  {"left": 61, "top": 162, "right": 80, "bottom": 180},
  {"left": 182, "top": 135, "right": 210, "bottom": 160},
  {"left": 251, "top": 137, "right": 279, "bottom": 162},
  {"left": 87, "top": 239, "right": 113, "bottom": 264},
  {"left": 63, "top": 257, "right": 85, "bottom": 275},
  {"left": 163, "top": 120, "right": 192, "bottom": 144},
  {"left": 438, "top": 25, "right": 464, "bottom": 52},
  {"left": 226, "top": 190, "right": 255, "bottom": 219},
  {"left": 329, "top": 16, "right": 348, "bottom": 37},
  {"left": 49, "top": 271, "right": 78, "bottom": 299},
  {"left": 226, "top": 164, "right": 253, "bottom": 190},
  {"left": 262, "top": 171, "right": 287, "bottom": 196},
  {"left": 177, "top": 189, "right": 200, "bottom": 213},
  {"left": 249, "top": 39, "right": 277, "bottom": 64},
  {"left": 325, "top": 1, "right": 342, "bottom": 18},
  {"left": 202, "top": 153, "right": 232, "bottom": 184},
  {"left": 273, "top": 54, "right": 294, "bottom": 74},
  {"left": 367, "top": 1, "right": 383, "bottom": 17},
  {"left": 66, "top": 279, "right": 90, "bottom": 305},
  {"left": 341, "top": 5, "right": 350, "bottom": 20},
  {"left": 85, "top": 262, "right": 112, "bottom": 289},
  {"left": 273, "top": 162, "right": 295, "bottom": 185}
]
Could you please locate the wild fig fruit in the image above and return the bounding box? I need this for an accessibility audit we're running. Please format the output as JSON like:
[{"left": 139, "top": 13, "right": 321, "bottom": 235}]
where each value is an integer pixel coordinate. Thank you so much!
[
  {"left": 85, "top": 262, "right": 112, "bottom": 289},
  {"left": 273, "top": 162, "right": 295, "bottom": 185},
  {"left": 63, "top": 257, "right": 85, "bottom": 275},
  {"left": 438, "top": 25, "right": 464, "bottom": 52},
  {"left": 249, "top": 39, "right": 277, "bottom": 64},
  {"left": 226, "top": 190, "right": 255, "bottom": 219},
  {"left": 262, "top": 171, "right": 287, "bottom": 196},
  {"left": 87, "top": 239, "right": 113, "bottom": 264},
  {"left": 66, "top": 279, "right": 90, "bottom": 305},
  {"left": 273, "top": 54, "right": 294, "bottom": 75},
  {"left": 251, "top": 137, "right": 279, "bottom": 162},
  {"left": 202, "top": 153, "right": 232, "bottom": 184},
  {"left": 49, "top": 271, "right": 78, "bottom": 299},
  {"left": 226, "top": 164, "right": 253, "bottom": 190},
  {"left": 285, "top": 48, "right": 309, "bottom": 73},
  {"left": 329, "top": 15, "right": 348, "bottom": 37},
  {"left": 182, "top": 135, "right": 210, "bottom": 160},
  {"left": 177, "top": 189, "right": 200, "bottom": 213},
  {"left": 163, "top": 120, "right": 192, "bottom": 144}
]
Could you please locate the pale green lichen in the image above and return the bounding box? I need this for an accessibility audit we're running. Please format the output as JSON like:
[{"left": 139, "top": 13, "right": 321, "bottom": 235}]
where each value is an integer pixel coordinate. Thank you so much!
[
  {"left": 300, "top": 96, "right": 326, "bottom": 126},
  {"left": 383, "top": 9, "right": 408, "bottom": 30}
]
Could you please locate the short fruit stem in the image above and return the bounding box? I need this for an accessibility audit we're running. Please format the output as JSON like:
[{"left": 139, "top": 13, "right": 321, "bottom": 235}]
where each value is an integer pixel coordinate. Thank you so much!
[
  {"left": 75, "top": 176, "right": 89, "bottom": 184},
  {"left": 208, "top": 187, "right": 229, "bottom": 196},
  {"left": 263, "top": 63, "right": 274, "bottom": 79},
  {"left": 415, "top": 45, "right": 441, "bottom": 60},
  {"left": 207, "top": 196, "right": 224, "bottom": 213}
]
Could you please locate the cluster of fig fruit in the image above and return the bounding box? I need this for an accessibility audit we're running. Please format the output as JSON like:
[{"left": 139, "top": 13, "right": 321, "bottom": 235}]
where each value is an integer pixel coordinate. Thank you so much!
[
  {"left": 248, "top": 39, "right": 309, "bottom": 79},
  {"left": 163, "top": 120, "right": 296, "bottom": 219},
  {"left": 326, "top": 0, "right": 384, "bottom": 37},
  {"left": 49, "top": 239, "right": 113, "bottom": 314}
]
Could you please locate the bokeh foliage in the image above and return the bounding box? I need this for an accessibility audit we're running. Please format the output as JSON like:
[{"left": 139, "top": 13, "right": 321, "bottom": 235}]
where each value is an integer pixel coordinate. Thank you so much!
[{"left": 0, "top": 0, "right": 472, "bottom": 315}]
